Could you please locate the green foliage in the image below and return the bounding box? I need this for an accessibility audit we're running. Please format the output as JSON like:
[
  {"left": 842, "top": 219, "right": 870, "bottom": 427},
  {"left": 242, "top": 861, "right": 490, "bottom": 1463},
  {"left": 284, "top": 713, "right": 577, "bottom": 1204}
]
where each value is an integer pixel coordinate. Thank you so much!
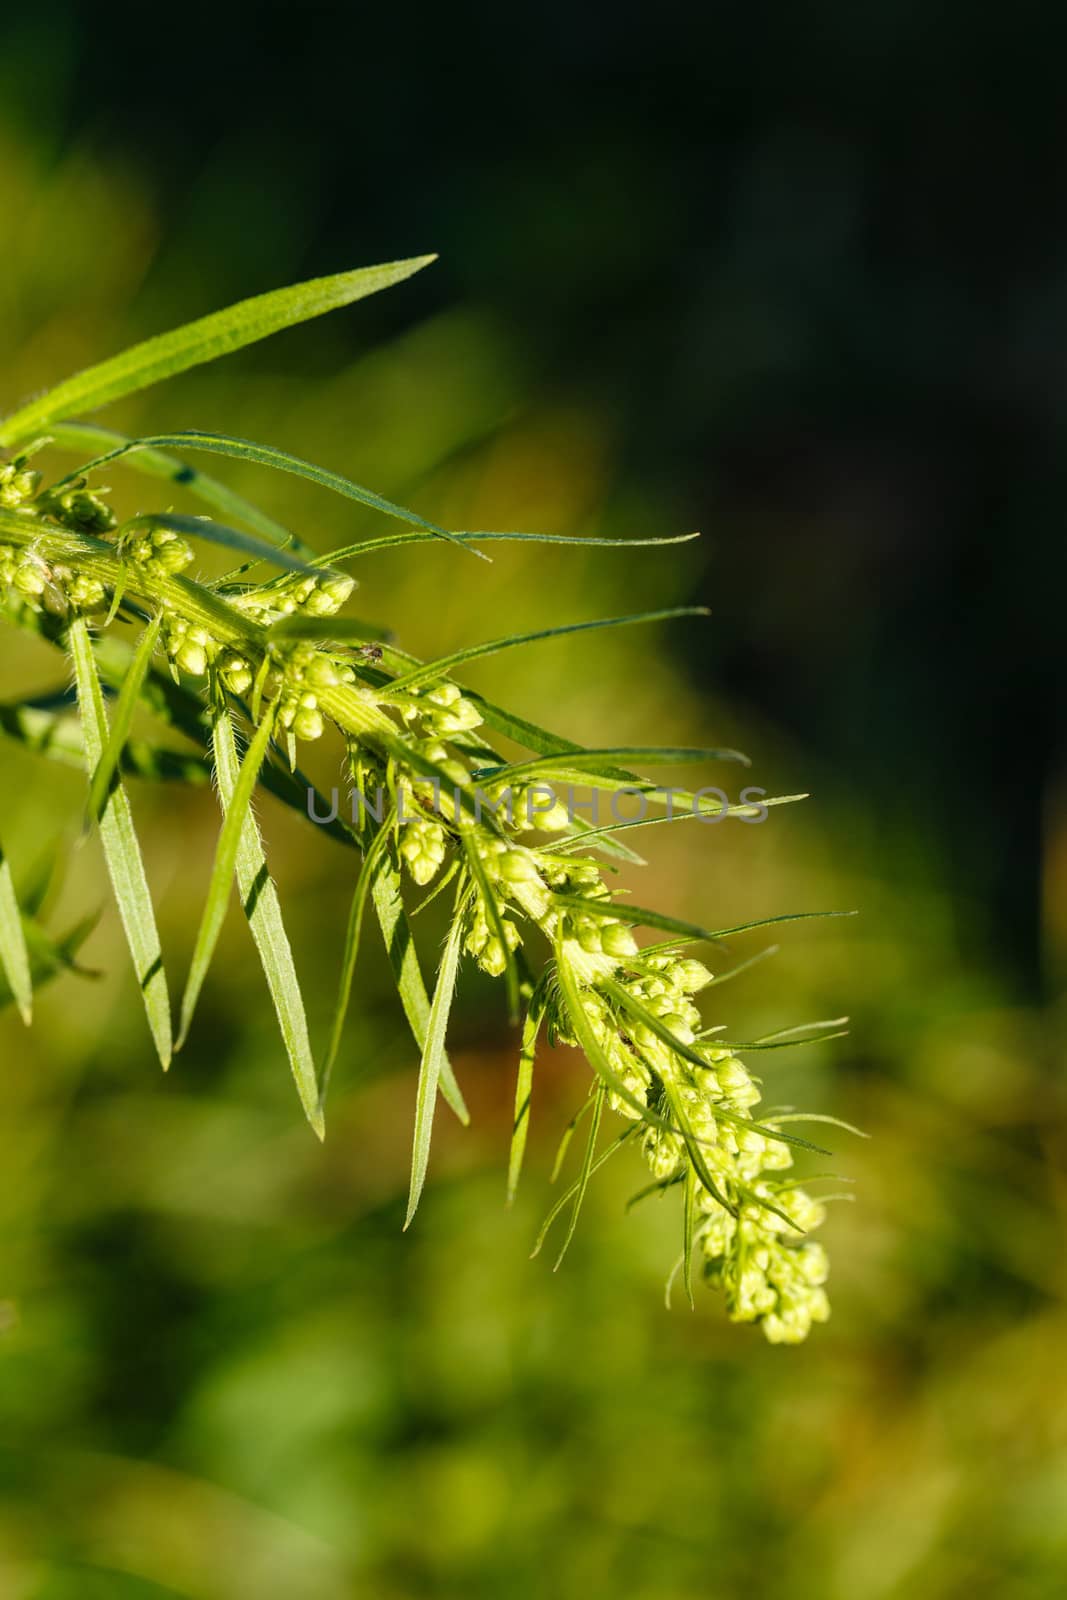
[{"left": 0, "top": 261, "right": 852, "bottom": 1340}]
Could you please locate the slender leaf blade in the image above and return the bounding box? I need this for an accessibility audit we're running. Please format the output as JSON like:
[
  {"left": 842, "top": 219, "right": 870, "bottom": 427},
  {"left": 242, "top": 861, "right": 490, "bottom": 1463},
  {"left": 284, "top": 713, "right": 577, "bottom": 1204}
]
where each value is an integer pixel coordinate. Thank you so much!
[
  {"left": 0, "top": 840, "right": 33, "bottom": 1024},
  {"left": 0, "top": 258, "right": 437, "bottom": 445},
  {"left": 405, "top": 890, "right": 468, "bottom": 1229},
  {"left": 483, "top": 745, "right": 752, "bottom": 785},
  {"left": 127, "top": 513, "right": 319, "bottom": 576},
  {"left": 176, "top": 701, "right": 278, "bottom": 1052},
  {"left": 321, "top": 807, "right": 398, "bottom": 1094},
  {"left": 87, "top": 612, "right": 163, "bottom": 823},
  {"left": 508, "top": 974, "right": 550, "bottom": 1205},
  {"left": 68, "top": 616, "right": 172, "bottom": 1067},
  {"left": 389, "top": 607, "right": 710, "bottom": 692},
  {"left": 211, "top": 705, "right": 323, "bottom": 1136},
  {"left": 553, "top": 1084, "right": 605, "bottom": 1270},
  {"left": 48, "top": 422, "right": 311, "bottom": 558},
  {"left": 369, "top": 846, "right": 469, "bottom": 1124},
  {"left": 318, "top": 528, "right": 702, "bottom": 563},
  {"left": 531, "top": 1129, "right": 634, "bottom": 1259},
  {"left": 72, "top": 431, "right": 484, "bottom": 562}
]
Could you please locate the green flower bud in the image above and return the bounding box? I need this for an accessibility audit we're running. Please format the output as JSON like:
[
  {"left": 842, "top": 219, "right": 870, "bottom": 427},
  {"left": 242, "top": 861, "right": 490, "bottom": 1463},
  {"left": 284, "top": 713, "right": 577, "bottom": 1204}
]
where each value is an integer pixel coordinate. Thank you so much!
[
  {"left": 601, "top": 923, "right": 639, "bottom": 958},
  {"left": 498, "top": 851, "right": 541, "bottom": 886},
  {"left": 175, "top": 638, "right": 208, "bottom": 677},
  {"left": 672, "top": 958, "right": 713, "bottom": 993},
  {"left": 217, "top": 649, "right": 254, "bottom": 695},
  {"left": 13, "top": 560, "right": 46, "bottom": 598},
  {"left": 400, "top": 820, "right": 447, "bottom": 886}
]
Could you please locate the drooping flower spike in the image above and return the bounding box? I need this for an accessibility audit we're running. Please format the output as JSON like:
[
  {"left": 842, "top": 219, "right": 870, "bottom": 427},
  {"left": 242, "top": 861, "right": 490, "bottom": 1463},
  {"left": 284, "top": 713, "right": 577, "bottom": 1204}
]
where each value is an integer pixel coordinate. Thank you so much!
[{"left": 0, "top": 260, "right": 858, "bottom": 1341}]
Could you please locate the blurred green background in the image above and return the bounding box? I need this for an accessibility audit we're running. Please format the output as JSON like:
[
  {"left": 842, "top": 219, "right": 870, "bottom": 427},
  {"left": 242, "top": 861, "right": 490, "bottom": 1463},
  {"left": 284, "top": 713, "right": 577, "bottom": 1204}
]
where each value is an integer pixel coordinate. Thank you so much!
[{"left": 1, "top": 6, "right": 1065, "bottom": 1596}]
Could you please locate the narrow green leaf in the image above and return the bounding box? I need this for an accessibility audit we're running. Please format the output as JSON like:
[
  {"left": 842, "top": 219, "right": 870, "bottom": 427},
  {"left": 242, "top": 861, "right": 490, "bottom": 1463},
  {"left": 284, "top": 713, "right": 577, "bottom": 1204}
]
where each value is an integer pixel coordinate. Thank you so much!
[
  {"left": 550, "top": 1089, "right": 595, "bottom": 1184},
  {"left": 700, "top": 946, "right": 779, "bottom": 991},
  {"left": 87, "top": 612, "right": 163, "bottom": 823},
  {"left": 48, "top": 422, "right": 312, "bottom": 559},
  {"left": 460, "top": 696, "right": 669, "bottom": 856},
  {"left": 682, "top": 1168, "right": 696, "bottom": 1309},
  {"left": 483, "top": 745, "right": 752, "bottom": 785},
  {"left": 659, "top": 1074, "right": 737, "bottom": 1217},
  {"left": 764, "top": 1112, "right": 869, "bottom": 1139},
  {"left": 462, "top": 833, "right": 519, "bottom": 1022},
  {"left": 625, "top": 1171, "right": 686, "bottom": 1211},
  {"left": 553, "top": 1083, "right": 605, "bottom": 1270},
  {"left": 720, "top": 1029, "right": 851, "bottom": 1051},
  {"left": 211, "top": 705, "right": 323, "bottom": 1137},
  {"left": 507, "top": 973, "right": 551, "bottom": 1205},
  {"left": 554, "top": 897, "right": 856, "bottom": 950},
  {"left": 68, "top": 616, "right": 172, "bottom": 1067},
  {"left": 0, "top": 694, "right": 208, "bottom": 783},
  {"left": 125, "top": 512, "right": 319, "bottom": 576},
  {"left": 389, "top": 607, "right": 710, "bottom": 693},
  {"left": 551, "top": 892, "right": 730, "bottom": 949},
  {"left": 698, "top": 910, "right": 859, "bottom": 941},
  {"left": 69, "top": 431, "right": 485, "bottom": 563},
  {"left": 750, "top": 1016, "right": 849, "bottom": 1044},
  {"left": 543, "top": 794, "right": 809, "bottom": 852},
  {"left": 321, "top": 807, "right": 398, "bottom": 1097},
  {"left": 405, "top": 886, "right": 469, "bottom": 1229},
  {"left": 0, "top": 911, "right": 99, "bottom": 1012},
  {"left": 318, "top": 528, "right": 702, "bottom": 563},
  {"left": 664, "top": 1252, "right": 687, "bottom": 1311},
  {"left": 266, "top": 616, "right": 392, "bottom": 645},
  {"left": 0, "top": 840, "right": 33, "bottom": 1024},
  {"left": 369, "top": 848, "right": 469, "bottom": 1124},
  {"left": 176, "top": 700, "right": 278, "bottom": 1052},
  {"left": 0, "top": 257, "right": 437, "bottom": 445},
  {"left": 531, "top": 1128, "right": 634, "bottom": 1259}
]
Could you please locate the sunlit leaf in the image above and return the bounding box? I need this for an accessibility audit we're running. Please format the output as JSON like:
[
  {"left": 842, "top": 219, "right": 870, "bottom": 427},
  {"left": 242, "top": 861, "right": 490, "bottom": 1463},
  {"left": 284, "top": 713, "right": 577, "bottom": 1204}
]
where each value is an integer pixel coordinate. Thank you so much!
[
  {"left": 47, "top": 421, "right": 311, "bottom": 559},
  {"left": 321, "top": 806, "right": 399, "bottom": 1099},
  {"left": 369, "top": 848, "right": 469, "bottom": 1124},
  {"left": 125, "top": 512, "right": 319, "bottom": 576},
  {"left": 69, "top": 616, "right": 172, "bottom": 1067},
  {"left": 319, "top": 528, "right": 702, "bottom": 563},
  {"left": 553, "top": 1084, "right": 605, "bottom": 1270},
  {"left": 176, "top": 700, "right": 278, "bottom": 1055},
  {"left": 0, "top": 257, "right": 437, "bottom": 445},
  {"left": 68, "top": 430, "right": 483, "bottom": 562},
  {"left": 404, "top": 883, "right": 469, "bottom": 1228},
  {"left": 507, "top": 973, "right": 551, "bottom": 1205},
  {"left": 212, "top": 705, "right": 322, "bottom": 1136},
  {"left": 531, "top": 1128, "right": 635, "bottom": 1259},
  {"left": 87, "top": 611, "right": 163, "bottom": 823},
  {"left": 388, "top": 607, "right": 710, "bottom": 693}
]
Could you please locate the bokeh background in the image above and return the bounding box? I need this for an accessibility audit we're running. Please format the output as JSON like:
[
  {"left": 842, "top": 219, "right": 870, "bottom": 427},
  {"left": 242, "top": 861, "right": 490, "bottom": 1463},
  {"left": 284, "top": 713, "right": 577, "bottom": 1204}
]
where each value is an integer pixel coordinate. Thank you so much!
[{"left": 1, "top": 5, "right": 1065, "bottom": 1596}]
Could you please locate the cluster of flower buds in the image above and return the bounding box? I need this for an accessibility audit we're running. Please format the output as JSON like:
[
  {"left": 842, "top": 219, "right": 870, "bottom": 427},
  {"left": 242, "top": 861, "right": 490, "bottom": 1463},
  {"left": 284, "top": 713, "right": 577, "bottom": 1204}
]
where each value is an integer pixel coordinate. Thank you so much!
[
  {"left": 399, "top": 814, "right": 448, "bottom": 886},
  {"left": 538, "top": 863, "right": 833, "bottom": 1341},
  {"left": 0, "top": 544, "right": 106, "bottom": 616},
  {"left": 394, "top": 679, "right": 484, "bottom": 740},
  {"left": 36, "top": 478, "right": 117, "bottom": 535},
  {"left": 699, "top": 1188, "right": 830, "bottom": 1343},
  {"left": 271, "top": 642, "right": 357, "bottom": 747},
  {"left": 0, "top": 451, "right": 42, "bottom": 510},
  {"left": 462, "top": 837, "right": 525, "bottom": 975},
  {"left": 163, "top": 613, "right": 216, "bottom": 679},
  {"left": 121, "top": 525, "right": 194, "bottom": 576},
  {"left": 232, "top": 569, "right": 356, "bottom": 623}
]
